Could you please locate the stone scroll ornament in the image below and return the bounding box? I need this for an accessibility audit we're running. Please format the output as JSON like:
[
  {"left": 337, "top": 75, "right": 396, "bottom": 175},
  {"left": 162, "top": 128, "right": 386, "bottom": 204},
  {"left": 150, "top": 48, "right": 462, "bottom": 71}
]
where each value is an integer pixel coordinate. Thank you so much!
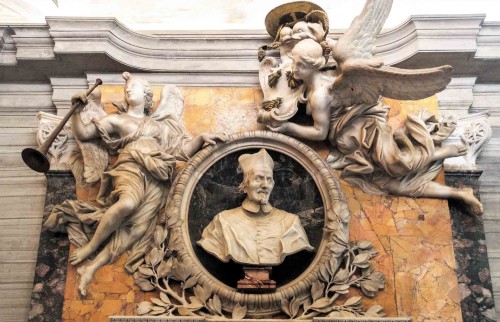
[
  {"left": 36, "top": 111, "right": 77, "bottom": 172},
  {"left": 258, "top": 0, "right": 484, "bottom": 215},
  {"left": 43, "top": 72, "right": 228, "bottom": 296},
  {"left": 134, "top": 131, "right": 386, "bottom": 319}
]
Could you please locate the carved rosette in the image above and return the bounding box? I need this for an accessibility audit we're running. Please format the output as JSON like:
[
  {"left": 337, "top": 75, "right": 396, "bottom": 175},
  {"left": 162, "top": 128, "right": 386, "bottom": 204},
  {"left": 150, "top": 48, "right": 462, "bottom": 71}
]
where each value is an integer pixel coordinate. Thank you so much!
[
  {"left": 135, "top": 131, "right": 386, "bottom": 319},
  {"left": 443, "top": 112, "right": 492, "bottom": 170},
  {"left": 36, "top": 111, "right": 77, "bottom": 171}
]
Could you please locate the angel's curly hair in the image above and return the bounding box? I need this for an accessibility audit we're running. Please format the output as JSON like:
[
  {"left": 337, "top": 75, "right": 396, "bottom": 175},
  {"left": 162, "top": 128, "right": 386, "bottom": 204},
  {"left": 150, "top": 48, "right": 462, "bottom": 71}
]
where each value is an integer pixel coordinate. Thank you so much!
[
  {"left": 122, "top": 72, "right": 154, "bottom": 115},
  {"left": 291, "top": 39, "right": 326, "bottom": 70}
]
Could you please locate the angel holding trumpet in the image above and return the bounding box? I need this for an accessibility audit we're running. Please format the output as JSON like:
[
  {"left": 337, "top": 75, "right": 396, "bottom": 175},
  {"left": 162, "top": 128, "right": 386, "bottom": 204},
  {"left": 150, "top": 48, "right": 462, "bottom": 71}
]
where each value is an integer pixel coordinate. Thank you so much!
[
  {"left": 44, "top": 72, "right": 228, "bottom": 295},
  {"left": 259, "top": 0, "right": 482, "bottom": 213}
]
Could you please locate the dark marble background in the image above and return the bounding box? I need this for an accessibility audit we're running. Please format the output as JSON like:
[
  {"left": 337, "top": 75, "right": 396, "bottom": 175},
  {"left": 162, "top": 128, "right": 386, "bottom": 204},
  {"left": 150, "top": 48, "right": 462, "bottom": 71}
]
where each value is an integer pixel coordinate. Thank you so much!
[
  {"left": 29, "top": 172, "right": 75, "bottom": 322},
  {"left": 188, "top": 149, "right": 325, "bottom": 288},
  {"left": 446, "top": 171, "right": 497, "bottom": 322}
]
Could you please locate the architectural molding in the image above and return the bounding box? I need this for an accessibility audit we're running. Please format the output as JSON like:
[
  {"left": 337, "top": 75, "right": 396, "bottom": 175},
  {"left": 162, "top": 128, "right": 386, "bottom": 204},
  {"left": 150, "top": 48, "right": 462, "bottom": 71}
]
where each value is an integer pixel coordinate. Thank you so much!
[
  {"left": 49, "top": 77, "right": 88, "bottom": 116},
  {"left": 85, "top": 72, "right": 260, "bottom": 87},
  {"left": 1, "top": 15, "right": 500, "bottom": 86},
  {"left": 437, "top": 77, "right": 477, "bottom": 117},
  {"left": 375, "top": 15, "right": 485, "bottom": 65},
  {"left": 472, "top": 84, "right": 500, "bottom": 126},
  {"left": 477, "top": 22, "right": 500, "bottom": 59},
  {"left": 10, "top": 24, "right": 54, "bottom": 61}
]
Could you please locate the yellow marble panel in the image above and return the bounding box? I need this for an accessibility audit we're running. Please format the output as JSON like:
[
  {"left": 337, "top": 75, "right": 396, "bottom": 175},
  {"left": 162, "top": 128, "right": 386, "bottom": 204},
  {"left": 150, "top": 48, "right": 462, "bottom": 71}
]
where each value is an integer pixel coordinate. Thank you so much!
[{"left": 346, "top": 178, "right": 461, "bottom": 320}]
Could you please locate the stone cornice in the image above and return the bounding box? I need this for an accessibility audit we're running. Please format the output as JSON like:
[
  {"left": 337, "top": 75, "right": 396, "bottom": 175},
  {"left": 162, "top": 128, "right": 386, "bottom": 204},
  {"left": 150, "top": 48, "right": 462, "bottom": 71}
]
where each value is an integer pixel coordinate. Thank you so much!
[
  {"left": 477, "top": 22, "right": 500, "bottom": 59},
  {"left": 46, "top": 16, "right": 265, "bottom": 72},
  {"left": 1, "top": 15, "right": 500, "bottom": 83},
  {"left": 375, "top": 15, "right": 486, "bottom": 65}
]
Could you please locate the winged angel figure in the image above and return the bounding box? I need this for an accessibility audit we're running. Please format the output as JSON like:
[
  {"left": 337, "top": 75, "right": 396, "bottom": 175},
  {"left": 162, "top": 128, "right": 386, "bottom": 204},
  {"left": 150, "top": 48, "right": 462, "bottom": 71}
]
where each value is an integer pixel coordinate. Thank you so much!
[
  {"left": 261, "top": 0, "right": 482, "bottom": 213},
  {"left": 44, "top": 72, "right": 227, "bottom": 295}
]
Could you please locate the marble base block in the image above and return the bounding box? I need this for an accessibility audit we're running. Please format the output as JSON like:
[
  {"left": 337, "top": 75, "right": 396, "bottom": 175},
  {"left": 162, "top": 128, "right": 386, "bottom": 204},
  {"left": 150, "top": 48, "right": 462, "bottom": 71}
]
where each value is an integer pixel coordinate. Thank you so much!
[
  {"left": 28, "top": 171, "right": 75, "bottom": 322},
  {"left": 446, "top": 170, "right": 497, "bottom": 322}
]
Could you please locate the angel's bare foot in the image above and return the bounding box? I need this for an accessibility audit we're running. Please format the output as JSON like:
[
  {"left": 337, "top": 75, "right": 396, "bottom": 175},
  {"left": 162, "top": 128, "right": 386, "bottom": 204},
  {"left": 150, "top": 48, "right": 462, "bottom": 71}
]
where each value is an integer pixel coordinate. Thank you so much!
[
  {"left": 458, "top": 188, "right": 483, "bottom": 216},
  {"left": 70, "top": 244, "right": 93, "bottom": 266},
  {"left": 76, "top": 265, "right": 94, "bottom": 297},
  {"left": 433, "top": 144, "right": 468, "bottom": 161}
]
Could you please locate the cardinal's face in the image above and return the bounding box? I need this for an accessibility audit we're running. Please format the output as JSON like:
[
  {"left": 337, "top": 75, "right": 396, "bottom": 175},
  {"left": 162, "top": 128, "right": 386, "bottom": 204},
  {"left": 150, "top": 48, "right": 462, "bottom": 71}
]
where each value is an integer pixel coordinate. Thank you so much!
[{"left": 246, "top": 167, "right": 274, "bottom": 205}]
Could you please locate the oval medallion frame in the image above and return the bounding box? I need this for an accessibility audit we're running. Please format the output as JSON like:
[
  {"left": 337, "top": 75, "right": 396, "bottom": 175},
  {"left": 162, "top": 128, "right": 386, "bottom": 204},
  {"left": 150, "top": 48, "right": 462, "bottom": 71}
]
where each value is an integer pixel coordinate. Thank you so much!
[{"left": 164, "top": 131, "right": 350, "bottom": 316}]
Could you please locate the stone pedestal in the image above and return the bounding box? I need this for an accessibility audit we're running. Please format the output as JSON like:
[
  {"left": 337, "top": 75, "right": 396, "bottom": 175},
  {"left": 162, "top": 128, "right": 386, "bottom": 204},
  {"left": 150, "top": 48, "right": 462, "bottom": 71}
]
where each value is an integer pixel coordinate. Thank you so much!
[
  {"left": 237, "top": 266, "right": 276, "bottom": 293},
  {"left": 28, "top": 171, "right": 75, "bottom": 322}
]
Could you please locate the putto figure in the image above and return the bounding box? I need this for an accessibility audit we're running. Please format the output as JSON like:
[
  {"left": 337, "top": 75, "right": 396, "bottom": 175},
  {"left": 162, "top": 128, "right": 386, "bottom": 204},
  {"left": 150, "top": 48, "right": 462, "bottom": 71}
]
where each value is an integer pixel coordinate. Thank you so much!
[
  {"left": 197, "top": 149, "right": 314, "bottom": 266},
  {"left": 44, "top": 72, "right": 227, "bottom": 295}
]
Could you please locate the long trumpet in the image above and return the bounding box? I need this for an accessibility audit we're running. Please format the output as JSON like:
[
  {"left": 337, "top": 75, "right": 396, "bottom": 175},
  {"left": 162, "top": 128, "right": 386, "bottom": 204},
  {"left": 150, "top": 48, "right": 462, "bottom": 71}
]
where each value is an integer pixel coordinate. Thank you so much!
[{"left": 22, "top": 79, "right": 103, "bottom": 173}]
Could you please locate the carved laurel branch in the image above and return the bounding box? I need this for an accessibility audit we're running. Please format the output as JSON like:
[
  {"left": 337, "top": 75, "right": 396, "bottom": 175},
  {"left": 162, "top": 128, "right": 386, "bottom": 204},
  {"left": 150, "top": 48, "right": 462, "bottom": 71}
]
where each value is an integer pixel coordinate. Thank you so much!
[
  {"left": 135, "top": 225, "right": 248, "bottom": 319},
  {"left": 134, "top": 131, "right": 386, "bottom": 319}
]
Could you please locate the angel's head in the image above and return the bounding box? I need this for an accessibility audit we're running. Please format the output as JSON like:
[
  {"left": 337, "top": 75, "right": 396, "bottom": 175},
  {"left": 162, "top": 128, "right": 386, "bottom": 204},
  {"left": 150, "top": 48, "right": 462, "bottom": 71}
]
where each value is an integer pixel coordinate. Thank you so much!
[
  {"left": 122, "top": 72, "right": 154, "bottom": 115},
  {"left": 291, "top": 21, "right": 324, "bottom": 42},
  {"left": 290, "top": 39, "right": 325, "bottom": 80},
  {"left": 278, "top": 26, "right": 293, "bottom": 43}
]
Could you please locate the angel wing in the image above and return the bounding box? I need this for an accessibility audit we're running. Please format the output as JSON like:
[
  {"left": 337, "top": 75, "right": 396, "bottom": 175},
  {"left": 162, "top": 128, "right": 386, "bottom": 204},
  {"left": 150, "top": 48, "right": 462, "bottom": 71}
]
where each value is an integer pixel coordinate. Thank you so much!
[
  {"left": 328, "top": 0, "right": 452, "bottom": 109},
  {"left": 153, "top": 85, "right": 184, "bottom": 122},
  {"left": 330, "top": 62, "right": 453, "bottom": 109},
  {"left": 69, "top": 96, "right": 109, "bottom": 187},
  {"left": 331, "top": 0, "right": 392, "bottom": 64}
]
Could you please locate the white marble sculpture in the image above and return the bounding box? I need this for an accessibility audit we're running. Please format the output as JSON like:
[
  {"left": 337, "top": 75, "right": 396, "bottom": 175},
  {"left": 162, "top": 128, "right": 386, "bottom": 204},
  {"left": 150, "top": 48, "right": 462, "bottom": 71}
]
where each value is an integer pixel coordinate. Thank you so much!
[
  {"left": 43, "top": 72, "right": 227, "bottom": 295},
  {"left": 197, "top": 149, "right": 314, "bottom": 266},
  {"left": 36, "top": 111, "right": 77, "bottom": 171},
  {"left": 259, "top": 0, "right": 483, "bottom": 214},
  {"left": 443, "top": 112, "right": 492, "bottom": 169}
]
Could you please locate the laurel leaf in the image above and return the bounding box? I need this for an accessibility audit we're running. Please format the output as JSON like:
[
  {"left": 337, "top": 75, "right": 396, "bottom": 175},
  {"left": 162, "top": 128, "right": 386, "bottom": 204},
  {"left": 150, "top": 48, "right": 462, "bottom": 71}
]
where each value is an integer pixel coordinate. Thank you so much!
[
  {"left": 159, "top": 292, "right": 170, "bottom": 304},
  {"left": 138, "top": 265, "right": 154, "bottom": 277},
  {"left": 184, "top": 276, "right": 199, "bottom": 290},
  {"left": 136, "top": 301, "right": 153, "bottom": 315},
  {"left": 151, "top": 298, "right": 168, "bottom": 307},
  {"left": 212, "top": 294, "right": 222, "bottom": 315},
  {"left": 135, "top": 277, "right": 155, "bottom": 292},
  {"left": 232, "top": 303, "right": 247, "bottom": 320},
  {"left": 194, "top": 285, "right": 206, "bottom": 303},
  {"left": 311, "top": 281, "right": 325, "bottom": 301}
]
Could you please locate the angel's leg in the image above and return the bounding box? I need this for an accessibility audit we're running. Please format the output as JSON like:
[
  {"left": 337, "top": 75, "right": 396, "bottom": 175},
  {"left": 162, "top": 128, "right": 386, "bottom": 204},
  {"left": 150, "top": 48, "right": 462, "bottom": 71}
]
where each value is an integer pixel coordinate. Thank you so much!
[
  {"left": 76, "top": 246, "right": 111, "bottom": 296},
  {"left": 70, "top": 195, "right": 138, "bottom": 265},
  {"left": 76, "top": 222, "right": 149, "bottom": 296},
  {"left": 414, "top": 181, "right": 482, "bottom": 215}
]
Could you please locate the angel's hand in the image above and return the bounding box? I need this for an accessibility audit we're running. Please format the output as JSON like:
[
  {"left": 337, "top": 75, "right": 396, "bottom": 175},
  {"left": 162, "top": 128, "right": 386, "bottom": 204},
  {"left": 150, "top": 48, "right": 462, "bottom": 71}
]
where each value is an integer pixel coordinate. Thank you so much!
[
  {"left": 267, "top": 122, "right": 289, "bottom": 133},
  {"left": 71, "top": 92, "right": 88, "bottom": 110},
  {"left": 200, "top": 132, "right": 230, "bottom": 146}
]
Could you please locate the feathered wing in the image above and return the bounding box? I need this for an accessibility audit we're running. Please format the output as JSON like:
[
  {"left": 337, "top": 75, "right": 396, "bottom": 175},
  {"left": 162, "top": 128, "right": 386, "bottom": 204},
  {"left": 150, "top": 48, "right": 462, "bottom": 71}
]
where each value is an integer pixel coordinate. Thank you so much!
[
  {"left": 328, "top": 0, "right": 452, "bottom": 109},
  {"left": 69, "top": 97, "right": 109, "bottom": 187},
  {"left": 154, "top": 85, "right": 184, "bottom": 122},
  {"left": 331, "top": 0, "right": 392, "bottom": 63},
  {"left": 330, "top": 63, "right": 453, "bottom": 108}
]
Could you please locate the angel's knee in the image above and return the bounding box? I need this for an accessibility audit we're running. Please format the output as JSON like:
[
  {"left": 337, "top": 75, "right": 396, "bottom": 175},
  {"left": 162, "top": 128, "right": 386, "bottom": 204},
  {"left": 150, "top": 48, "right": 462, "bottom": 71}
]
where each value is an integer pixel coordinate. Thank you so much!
[{"left": 115, "top": 195, "right": 139, "bottom": 216}]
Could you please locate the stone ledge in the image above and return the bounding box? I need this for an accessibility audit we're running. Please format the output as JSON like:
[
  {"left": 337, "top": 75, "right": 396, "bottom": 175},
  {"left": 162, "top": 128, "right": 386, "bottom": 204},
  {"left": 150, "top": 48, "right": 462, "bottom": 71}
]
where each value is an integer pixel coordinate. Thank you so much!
[{"left": 110, "top": 316, "right": 412, "bottom": 322}]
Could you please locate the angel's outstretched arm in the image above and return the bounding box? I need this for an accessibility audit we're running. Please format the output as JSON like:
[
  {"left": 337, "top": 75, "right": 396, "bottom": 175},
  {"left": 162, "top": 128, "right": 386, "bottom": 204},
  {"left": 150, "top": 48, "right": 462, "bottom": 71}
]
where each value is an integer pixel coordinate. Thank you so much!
[
  {"left": 181, "top": 132, "right": 229, "bottom": 158},
  {"left": 72, "top": 112, "right": 112, "bottom": 142},
  {"left": 70, "top": 93, "right": 114, "bottom": 141}
]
